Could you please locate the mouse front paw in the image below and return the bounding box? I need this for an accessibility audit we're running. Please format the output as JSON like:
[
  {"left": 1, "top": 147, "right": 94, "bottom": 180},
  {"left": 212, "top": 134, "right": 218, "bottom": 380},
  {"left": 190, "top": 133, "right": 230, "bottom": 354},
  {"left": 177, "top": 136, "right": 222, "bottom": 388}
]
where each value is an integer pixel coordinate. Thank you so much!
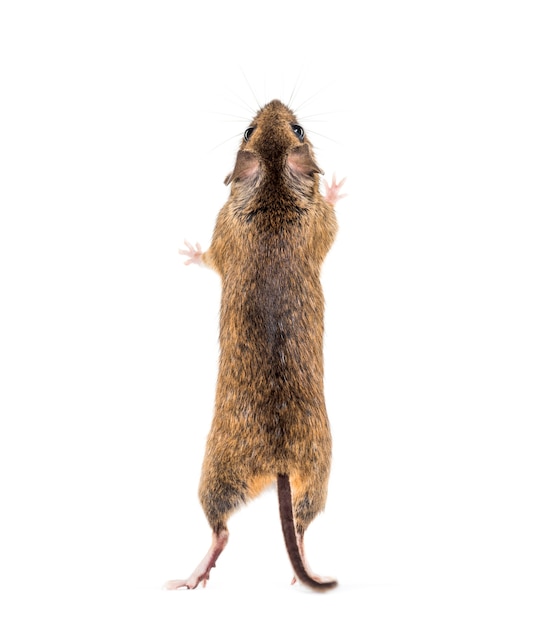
[
  {"left": 179, "top": 240, "right": 204, "bottom": 266},
  {"left": 323, "top": 174, "right": 346, "bottom": 206}
]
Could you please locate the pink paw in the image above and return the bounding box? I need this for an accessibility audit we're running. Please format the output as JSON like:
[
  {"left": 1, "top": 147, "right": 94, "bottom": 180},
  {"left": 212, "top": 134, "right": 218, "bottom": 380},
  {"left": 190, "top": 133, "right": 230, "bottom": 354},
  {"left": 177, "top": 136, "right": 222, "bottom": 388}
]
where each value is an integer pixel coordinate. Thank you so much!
[
  {"left": 179, "top": 240, "right": 204, "bottom": 266},
  {"left": 164, "top": 575, "right": 205, "bottom": 590},
  {"left": 323, "top": 174, "right": 347, "bottom": 206}
]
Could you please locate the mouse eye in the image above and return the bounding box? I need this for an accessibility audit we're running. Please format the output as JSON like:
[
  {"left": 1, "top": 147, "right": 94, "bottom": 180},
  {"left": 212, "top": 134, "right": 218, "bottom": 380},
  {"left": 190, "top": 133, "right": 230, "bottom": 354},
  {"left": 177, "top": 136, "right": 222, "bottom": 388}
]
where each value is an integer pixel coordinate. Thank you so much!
[
  {"left": 291, "top": 124, "right": 305, "bottom": 141},
  {"left": 243, "top": 127, "right": 255, "bottom": 142}
]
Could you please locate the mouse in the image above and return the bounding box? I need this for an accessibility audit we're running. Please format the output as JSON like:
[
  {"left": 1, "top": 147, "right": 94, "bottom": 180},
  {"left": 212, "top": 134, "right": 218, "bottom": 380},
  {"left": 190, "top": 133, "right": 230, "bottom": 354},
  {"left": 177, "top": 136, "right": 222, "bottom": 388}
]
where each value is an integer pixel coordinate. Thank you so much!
[{"left": 165, "top": 99, "right": 345, "bottom": 591}]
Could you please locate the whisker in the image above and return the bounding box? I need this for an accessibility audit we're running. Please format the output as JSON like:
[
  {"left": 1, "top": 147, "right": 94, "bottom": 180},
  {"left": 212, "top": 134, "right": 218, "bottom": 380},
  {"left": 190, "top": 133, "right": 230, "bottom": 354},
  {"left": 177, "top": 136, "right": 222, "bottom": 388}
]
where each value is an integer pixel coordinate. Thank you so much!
[
  {"left": 293, "top": 78, "right": 344, "bottom": 115},
  {"left": 213, "top": 115, "right": 252, "bottom": 123},
  {"left": 298, "top": 110, "right": 347, "bottom": 121},
  {"left": 287, "top": 68, "right": 306, "bottom": 109},
  {"left": 221, "top": 92, "right": 256, "bottom": 118},
  {"left": 298, "top": 116, "right": 332, "bottom": 125},
  {"left": 306, "top": 128, "right": 344, "bottom": 146},
  {"left": 207, "top": 132, "right": 242, "bottom": 155},
  {"left": 239, "top": 67, "right": 262, "bottom": 111},
  {"left": 199, "top": 108, "right": 251, "bottom": 122}
]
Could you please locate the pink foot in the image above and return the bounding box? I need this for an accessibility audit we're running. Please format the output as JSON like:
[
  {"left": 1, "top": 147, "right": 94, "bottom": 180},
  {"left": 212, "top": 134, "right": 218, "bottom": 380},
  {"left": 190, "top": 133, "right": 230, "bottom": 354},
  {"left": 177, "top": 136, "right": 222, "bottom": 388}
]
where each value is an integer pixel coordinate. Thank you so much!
[
  {"left": 179, "top": 240, "right": 204, "bottom": 266},
  {"left": 164, "top": 530, "right": 229, "bottom": 591},
  {"left": 323, "top": 174, "right": 347, "bottom": 206}
]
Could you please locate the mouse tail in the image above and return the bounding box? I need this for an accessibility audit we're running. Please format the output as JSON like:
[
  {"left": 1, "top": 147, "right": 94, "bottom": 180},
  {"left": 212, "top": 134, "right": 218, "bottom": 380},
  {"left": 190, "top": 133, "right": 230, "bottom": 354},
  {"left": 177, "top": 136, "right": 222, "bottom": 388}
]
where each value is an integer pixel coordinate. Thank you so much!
[{"left": 277, "top": 473, "right": 337, "bottom": 591}]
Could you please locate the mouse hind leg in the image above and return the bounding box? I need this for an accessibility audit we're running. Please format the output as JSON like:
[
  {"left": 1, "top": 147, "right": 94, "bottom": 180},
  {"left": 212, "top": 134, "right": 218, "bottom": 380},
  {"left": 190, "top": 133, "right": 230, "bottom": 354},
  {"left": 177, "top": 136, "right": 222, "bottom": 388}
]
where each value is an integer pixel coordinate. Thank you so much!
[
  {"left": 164, "top": 458, "right": 249, "bottom": 590},
  {"left": 164, "top": 528, "right": 229, "bottom": 590}
]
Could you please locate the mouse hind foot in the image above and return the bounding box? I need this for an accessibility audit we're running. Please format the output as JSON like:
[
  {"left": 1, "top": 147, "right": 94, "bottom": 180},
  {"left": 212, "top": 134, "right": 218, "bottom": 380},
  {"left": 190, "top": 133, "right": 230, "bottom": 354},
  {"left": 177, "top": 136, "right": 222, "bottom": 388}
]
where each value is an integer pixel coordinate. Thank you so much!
[{"left": 164, "top": 529, "right": 229, "bottom": 590}]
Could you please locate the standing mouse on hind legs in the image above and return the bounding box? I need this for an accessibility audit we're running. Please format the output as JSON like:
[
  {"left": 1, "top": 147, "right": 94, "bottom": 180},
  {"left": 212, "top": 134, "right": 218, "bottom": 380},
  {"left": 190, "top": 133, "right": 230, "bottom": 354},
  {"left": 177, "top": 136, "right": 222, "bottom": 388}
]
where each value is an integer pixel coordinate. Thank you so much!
[{"left": 165, "top": 99, "right": 345, "bottom": 591}]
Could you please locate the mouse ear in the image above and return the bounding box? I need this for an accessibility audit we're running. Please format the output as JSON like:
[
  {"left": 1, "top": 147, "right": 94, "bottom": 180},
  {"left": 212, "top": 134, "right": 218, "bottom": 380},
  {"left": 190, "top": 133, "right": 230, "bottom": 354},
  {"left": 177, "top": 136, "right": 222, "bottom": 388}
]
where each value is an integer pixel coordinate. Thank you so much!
[
  {"left": 287, "top": 144, "right": 324, "bottom": 177},
  {"left": 224, "top": 150, "right": 260, "bottom": 185}
]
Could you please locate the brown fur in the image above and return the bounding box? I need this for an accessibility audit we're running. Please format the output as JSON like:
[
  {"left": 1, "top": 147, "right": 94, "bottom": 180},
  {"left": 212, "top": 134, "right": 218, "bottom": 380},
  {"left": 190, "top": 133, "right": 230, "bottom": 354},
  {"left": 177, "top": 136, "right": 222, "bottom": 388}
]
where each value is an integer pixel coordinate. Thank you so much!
[{"left": 167, "top": 100, "right": 340, "bottom": 591}]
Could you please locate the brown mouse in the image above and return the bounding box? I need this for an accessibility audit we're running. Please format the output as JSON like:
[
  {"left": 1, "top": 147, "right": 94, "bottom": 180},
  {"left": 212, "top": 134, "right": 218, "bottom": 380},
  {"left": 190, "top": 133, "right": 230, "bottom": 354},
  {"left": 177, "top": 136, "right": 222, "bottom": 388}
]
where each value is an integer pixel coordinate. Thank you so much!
[{"left": 165, "top": 99, "right": 345, "bottom": 591}]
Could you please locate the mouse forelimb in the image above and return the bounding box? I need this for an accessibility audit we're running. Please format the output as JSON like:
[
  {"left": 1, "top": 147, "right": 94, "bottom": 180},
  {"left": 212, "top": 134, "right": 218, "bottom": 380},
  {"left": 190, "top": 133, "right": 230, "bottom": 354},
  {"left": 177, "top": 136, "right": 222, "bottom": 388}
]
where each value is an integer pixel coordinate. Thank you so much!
[
  {"left": 323, "top": 174, "right": 346, "bottom": 206},
  {"left": 179, "top": 240, "right": 204, "bottom": 266}
]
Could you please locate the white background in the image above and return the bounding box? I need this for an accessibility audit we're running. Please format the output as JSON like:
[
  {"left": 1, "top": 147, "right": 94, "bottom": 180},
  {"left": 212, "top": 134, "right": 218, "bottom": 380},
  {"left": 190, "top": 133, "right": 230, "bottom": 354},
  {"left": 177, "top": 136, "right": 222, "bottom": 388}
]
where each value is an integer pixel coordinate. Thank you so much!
[{"left": 1, "top": 1, "right": 532, "bottom": 624}]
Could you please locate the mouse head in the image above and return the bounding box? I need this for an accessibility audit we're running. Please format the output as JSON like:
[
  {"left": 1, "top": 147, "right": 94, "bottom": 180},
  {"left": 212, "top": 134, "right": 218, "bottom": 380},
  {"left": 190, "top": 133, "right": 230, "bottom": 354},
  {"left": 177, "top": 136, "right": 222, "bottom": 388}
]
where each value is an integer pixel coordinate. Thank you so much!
[{"left": 224, "top": 100, "right": 323, "bottom": 186}]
